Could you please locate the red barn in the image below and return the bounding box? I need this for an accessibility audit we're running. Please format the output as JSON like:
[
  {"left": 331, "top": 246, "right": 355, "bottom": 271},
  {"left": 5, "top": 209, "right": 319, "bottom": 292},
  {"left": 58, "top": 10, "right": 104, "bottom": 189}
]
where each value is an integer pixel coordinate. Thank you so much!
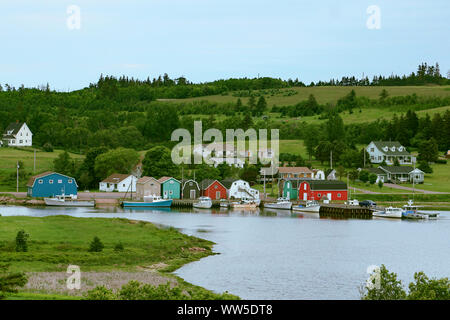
[
  {"left": 200, "top": 179, "right": 227, "bottom": 200},
  {"left": 298, "top": 180, "right": 348, "bottom": 201}
]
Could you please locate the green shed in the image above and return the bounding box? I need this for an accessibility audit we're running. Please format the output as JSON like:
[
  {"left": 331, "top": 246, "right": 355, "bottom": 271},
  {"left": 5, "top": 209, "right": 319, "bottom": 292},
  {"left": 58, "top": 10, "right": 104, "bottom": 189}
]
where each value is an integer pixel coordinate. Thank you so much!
[
  {"left": 281, "top": 179, "right": 300, "bottom": 200},
  {"left": 158, "top": 176, "right": 181, "bottom": 199}
]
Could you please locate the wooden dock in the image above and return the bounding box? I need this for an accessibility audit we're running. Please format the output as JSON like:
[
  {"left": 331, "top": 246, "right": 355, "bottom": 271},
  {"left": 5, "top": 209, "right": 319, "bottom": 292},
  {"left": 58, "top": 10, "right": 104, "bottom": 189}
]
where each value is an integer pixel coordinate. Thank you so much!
[
  {"left": 172, "top": 199, "right": 221, "bottom": 208},
  {"left": 319, "top": 204, "right": 373, "bottom": 219}
]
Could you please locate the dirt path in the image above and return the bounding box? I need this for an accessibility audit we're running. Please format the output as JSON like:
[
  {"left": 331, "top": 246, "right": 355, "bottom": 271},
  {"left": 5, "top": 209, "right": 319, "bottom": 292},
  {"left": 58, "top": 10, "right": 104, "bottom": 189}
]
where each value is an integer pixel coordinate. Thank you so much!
[{"left": 383, "top": 183, "right": 449, "bottom": 194}]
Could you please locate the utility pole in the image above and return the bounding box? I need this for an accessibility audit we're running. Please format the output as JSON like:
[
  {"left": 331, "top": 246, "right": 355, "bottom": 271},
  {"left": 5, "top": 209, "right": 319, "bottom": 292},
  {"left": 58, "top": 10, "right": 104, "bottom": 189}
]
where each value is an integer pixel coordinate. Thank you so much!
[
  {"left": 33, "top": 149, "right": 36, "bottom": 173},
  {"left": 363, "top": 148, "right": 366, "bottom": 168},
  {"left": 16, "top": 161, "right": 19, "bottom": 192}
]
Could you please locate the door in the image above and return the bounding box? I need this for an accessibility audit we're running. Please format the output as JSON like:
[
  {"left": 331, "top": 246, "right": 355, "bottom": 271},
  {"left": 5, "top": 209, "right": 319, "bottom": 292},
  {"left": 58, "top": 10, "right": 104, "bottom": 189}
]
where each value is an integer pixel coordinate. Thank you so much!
[
  {"left": 303, "top": 193, "right": 307, "bottom": 201},
  {"left": 216, "top": 191, "right": 221, "bottom": 199},
  {"left": 286, "top": 191, "right": 290, "bottom": 199},
  {"left": 327, "top": 193, "right": 332, "bottom": 201},
  {"left": 190, "top": 190, "right": 196, "bottom": 199},
  {"left": 164, "top": 191, "right": 168, "bottom": 199}
]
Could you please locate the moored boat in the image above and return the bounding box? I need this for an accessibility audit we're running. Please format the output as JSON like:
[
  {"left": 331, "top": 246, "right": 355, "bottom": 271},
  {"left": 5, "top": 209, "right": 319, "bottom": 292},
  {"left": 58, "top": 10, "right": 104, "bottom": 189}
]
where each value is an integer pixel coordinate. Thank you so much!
[
  {"left": 230, "top": 199, "right": 257, "bottom": 209},
  {"left": 219, "top": 199, "right": 229, "bottom": 208},
  {"left": 193, "top": 196, "right": 212, "bottom": 209},
  {"left": 373, "top": 206, "right": 403, "bottom": 219},
  {"left": 122, "top": 195, "right": 173, "bottom": 208},
  {"left": 263, "top": 197, "right": 292, "bottom": 210},
  {"left": 402, "top": 200, "right": 437, "bottom": 219},
  {"left": 292, "top": 200, "right": 320, "bottom": 212},
  {"left": 44, "top": 195, "right": 95, "bottom": 207}
]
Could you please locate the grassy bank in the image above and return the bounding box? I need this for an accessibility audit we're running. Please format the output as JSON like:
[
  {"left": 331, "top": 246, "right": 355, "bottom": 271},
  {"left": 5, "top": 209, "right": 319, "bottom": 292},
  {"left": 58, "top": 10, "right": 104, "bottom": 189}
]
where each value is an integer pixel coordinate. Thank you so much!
[
  {"left": 0, "top": 147, "right": 84, "bottom": 192},
  {"left": 0, "top": 215, "right": 235, "bottom": 299}
]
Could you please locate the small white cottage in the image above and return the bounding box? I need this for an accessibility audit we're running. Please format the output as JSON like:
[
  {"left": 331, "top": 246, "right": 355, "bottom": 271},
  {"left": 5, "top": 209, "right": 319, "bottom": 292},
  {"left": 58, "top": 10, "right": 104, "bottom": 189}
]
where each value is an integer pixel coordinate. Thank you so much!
[
  {"left": 222, "top": 179, "right": 260, "bottom": 202},
  {"left": 2, "top": 122, "right": 33, "bottom": 147},
  {"left": 99, "top": 174, "right": 137, "bottom": 192}
]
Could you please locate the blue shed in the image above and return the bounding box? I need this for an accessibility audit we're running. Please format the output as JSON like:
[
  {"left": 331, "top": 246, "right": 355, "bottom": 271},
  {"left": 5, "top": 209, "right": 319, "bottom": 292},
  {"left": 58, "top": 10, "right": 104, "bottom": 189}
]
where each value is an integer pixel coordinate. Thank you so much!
[{"left": 27, "top": 171, "right": 78, "bottom": 198}]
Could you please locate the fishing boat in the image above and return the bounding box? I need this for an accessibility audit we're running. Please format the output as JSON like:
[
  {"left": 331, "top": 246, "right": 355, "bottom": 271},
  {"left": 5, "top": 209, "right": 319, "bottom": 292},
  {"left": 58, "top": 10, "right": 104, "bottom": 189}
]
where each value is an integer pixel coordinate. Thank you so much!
[
  {"left": 372, "top": 206, "right": 403, "bottom": 219},
  {"left": 402, "top": 200, "right": 437, "bottom": 219},
  {"left": 122, "top": 195, "right": 173, "bottom": 208},
  {"left": 292, "top": 200, "right": 320, "bottom": 212},
  {"left": 230, "top": 199, "right": 258, "bottom": 209},
  {"left": 193, "top": 196, "right": 212, "bottom": 209},
  {"left": 263, "top": 197, "right": 292, "bottom": 210},
  {"left": 44, "top": 194, "right": 95, "bottom": 207}
]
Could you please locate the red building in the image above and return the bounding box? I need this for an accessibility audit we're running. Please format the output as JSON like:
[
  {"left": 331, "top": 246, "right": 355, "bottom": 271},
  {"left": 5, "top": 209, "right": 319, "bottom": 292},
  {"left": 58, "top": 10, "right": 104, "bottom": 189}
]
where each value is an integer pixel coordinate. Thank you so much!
[
  {"left": 200, "top": 179, "right": 227, "bottom": 200},
  {"left": 298, "top": 180, "right": 348, "bottom": 201}
]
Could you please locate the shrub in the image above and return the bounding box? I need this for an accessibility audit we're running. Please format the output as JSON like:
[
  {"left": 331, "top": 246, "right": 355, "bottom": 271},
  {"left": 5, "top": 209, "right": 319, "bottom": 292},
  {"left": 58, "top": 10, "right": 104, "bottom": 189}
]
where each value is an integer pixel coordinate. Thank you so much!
[
  {"left": 15, "top": 230, "right": 29, "bottom": 252},
  {"left": 359, "top": 170, "right": 369, "bottom": 183},
  {"left": 88, "top": 236, "right": 104, "bottom": 252},
  {"left": 42, "top": 142, "right": 54, "bottom": 152},
  {"left": 360, "top": 265, "right": 407, "bottom": 300},
  {"left": 0, "top": 264, "right": 28, "bottom": 300},
  {"left": 408, "top": 272, "right": 450, "bottom": 300},
  {"left": 369, "top": 173, "right": 377, "bottom": 185},
  {"left": 418, "top": 161, "right": 433, "bottom": 174},
  {"left": 114, "top": 242, "right": 124, "bottom": 252}
]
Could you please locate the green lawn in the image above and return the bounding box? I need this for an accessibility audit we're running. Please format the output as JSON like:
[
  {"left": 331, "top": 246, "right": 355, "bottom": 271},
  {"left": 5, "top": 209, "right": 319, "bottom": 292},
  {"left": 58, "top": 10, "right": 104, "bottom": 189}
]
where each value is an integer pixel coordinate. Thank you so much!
[
  {"left": 0, "top": 216, "right": 213, "bottom": 273},
  {"left": 0, "top": 147, "right": 84, "bottom": 192},
  {"left": 401, "top": 162, "right": 450, "bottom": 193}
]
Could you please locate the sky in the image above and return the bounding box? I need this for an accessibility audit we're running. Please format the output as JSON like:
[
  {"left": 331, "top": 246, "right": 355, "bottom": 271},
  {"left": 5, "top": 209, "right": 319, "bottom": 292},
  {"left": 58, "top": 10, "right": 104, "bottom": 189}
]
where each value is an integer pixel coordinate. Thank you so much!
[{"left": 0, "top": 0, "right": 449, "bottom": 91}]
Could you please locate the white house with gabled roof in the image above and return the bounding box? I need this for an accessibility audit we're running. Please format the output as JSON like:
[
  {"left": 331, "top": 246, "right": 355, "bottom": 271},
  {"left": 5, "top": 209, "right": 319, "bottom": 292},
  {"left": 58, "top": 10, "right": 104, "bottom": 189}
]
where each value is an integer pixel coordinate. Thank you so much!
[
  {"left": 2, "top": 122, "right": 33, "bottom": 147},
  {"left": 366, "top": 141, "right": 415, "bottom": 165}
]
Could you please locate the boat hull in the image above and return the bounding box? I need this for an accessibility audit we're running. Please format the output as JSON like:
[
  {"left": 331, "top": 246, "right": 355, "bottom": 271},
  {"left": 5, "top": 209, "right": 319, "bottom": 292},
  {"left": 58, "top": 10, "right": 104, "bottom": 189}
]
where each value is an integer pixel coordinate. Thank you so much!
[
  {"left": 193, "top": 203, "right": 212, "bottom": 209},
  {"left": 123, "top": 199, "right": 173, "bottom": 207},
  {"left": 373, "top": 211, "right": 402, "bottom": 219},
  {"left": 292, "top": 205, "right": 320, "bottom": 212},
  {"left": 231, "top": 203, "right": 257, "bottom": 209},
  {"left": 44, "top": 198, "right": 95, "bottom": 207},
  {"left": 264, "top": 202, "right": 292, "bottom": 210}
]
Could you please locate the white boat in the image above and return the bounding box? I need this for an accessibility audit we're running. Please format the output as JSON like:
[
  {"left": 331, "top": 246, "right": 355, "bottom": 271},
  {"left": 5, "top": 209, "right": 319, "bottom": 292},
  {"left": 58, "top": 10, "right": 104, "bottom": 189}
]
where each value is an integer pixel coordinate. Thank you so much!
[
  {"left": 44, "top": 194, "right": 95, "bottom": 207},
  {"left": 402, "top": 200, "right": 436, "bottom": 219},
  {"left": 292, "top": 200, "right": 320, "bottom": 212},
  {"left": 193, "top": 196, "right": 212, "bottom": 209},
  {"left": 373, "top": 206, "right": 403, "bottom": 219},
  {"left": 264, "top": 197, "right": 292, "bottom": 210},
  {"left": 123, "top": 195, "right": 172, "bottom": 208}
]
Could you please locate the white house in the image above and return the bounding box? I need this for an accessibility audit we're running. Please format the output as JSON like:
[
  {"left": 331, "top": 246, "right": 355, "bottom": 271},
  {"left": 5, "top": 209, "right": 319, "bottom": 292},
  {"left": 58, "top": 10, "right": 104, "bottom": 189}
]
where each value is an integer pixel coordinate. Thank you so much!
[
  {"left": 366, "top": 141, "right": 415, "bottom": 165},
  {"left": 222, "top": 179, "right": 260, "bottom": 203},
  {"left": 1, "top": 122, "right": 33, "bottom": 147},
  {"left": 99, "top": 174, "right": 137, "bottom": 192},
  {"left": 366, "top": 166, "right": 424, "bottom": 184}
]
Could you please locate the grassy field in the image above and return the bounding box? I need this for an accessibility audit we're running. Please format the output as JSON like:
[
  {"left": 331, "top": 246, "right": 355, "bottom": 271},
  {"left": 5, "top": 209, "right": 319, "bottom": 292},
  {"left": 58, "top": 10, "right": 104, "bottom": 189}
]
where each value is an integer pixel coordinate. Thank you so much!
[
  {"left": 401, "top": 162, "right": 450, "bottom": 193},
  {"left": 0, "top": 147, "right": 84, "bottom": 192},
  {"left": 0, "top": 215, "right": 235, "bottom": 299},
  {"left": 165, "top": 85, "right": 450, "bottom": 107}
]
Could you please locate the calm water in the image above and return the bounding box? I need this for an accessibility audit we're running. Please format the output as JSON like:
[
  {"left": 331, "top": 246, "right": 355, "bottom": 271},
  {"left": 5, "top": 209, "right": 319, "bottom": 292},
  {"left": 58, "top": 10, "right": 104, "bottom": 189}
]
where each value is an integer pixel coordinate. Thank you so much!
[{"left": 1, "top": 205, "right": 449, "bottom": 299}]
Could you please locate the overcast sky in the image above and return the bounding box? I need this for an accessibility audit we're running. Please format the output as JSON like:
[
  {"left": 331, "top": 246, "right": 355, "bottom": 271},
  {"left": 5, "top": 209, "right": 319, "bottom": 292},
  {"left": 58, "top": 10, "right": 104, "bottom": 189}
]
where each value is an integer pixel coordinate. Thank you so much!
[{"left": 1, "top": 0, "right": 449, "bottom": 91}]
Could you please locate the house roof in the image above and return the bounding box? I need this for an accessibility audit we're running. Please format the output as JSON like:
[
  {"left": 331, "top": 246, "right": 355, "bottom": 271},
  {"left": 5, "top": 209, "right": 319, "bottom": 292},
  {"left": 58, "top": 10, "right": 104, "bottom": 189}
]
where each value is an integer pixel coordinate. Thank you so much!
[
  {"left": 379, "top": 166, "right": 419, "bottom": 174},
  {"left": 366, "top": 167, "right": 386, "bottom": 175},
  {"left": 304, "top": 180, "right": 348, "bottom": 191},
  {"left": 371, "top": 141, "right": 410, "bottom": 156},
  {"left": 27, "top": 171, "right": 77, "bottom": 187},
  {"left": 137, "top": 176, "right": 159, "bottom": 184},
  {"left": 158, "top": 176, "right": 180, "bottom": 184},
  {"left": 101, "top": 174, "right": 132, "bottom": 183},
  {"left": 220, "top": 178, "right": 236, "bottom": 189},
  {"left": 278, "top": 167, "right": 313, "bottom": 174},
  {"left": 200, "top": 179, "right": 225, "bottom": 190},
  {"left": 3, "top": 122, "right": 25, "bottom": 137}
]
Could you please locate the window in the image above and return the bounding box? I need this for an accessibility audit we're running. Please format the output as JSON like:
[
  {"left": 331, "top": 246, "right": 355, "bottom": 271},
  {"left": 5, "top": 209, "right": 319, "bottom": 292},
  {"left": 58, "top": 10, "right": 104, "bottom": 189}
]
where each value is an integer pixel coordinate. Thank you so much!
[
  {"left": 68, "top": 179, "right": 73, "bottom": 184},
  {"left": 304, "top": 184, "right": 307, "bottom": 190},
  {"left": 337, "top": 193, "right": 341, "bottom": 198},
  {"left": 49, "top": 180, "right": 53, "bottom": 184},
  {"left": 38, "top": 179, "right": 43, "bottom": 184},
  {"left": 318, "top": 193, "right": 321, "bottom": 197},
  {"left": 58, "top": 180, "right": 62, "bottom": 184},
  {"left": 169, "top": 190, "right": 173, "bottom": 195},
  {"left": 19, "top": 140, "right": 23, "bottom": 143},
  {"left": 123, "top": 184, "right": 126, "bottom": 187}
]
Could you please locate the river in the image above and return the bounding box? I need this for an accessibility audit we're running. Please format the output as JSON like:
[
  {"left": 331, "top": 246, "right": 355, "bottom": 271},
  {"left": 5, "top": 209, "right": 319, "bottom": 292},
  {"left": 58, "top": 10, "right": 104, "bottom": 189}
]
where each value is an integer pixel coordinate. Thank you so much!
[{"left": 0, "top": 205, "right": 449, "bottom": 299}]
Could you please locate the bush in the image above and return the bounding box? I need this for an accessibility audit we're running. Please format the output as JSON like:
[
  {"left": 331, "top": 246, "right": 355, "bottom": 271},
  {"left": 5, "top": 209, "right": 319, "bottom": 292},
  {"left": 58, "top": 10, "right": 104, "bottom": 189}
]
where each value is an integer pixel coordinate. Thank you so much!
[
  {"left": 369, "top": 173, "right": 377, "bottom": 185},
  {"left": 0, "top": 264, "right": 28, "bottom": 299},
  {"left": 15, "top": 230, "right": 29, "bottom": 252},
  {"left": 435, "top": 159, "right": 447, "bottom": 164},
  {"left": 418, "top": 161, "right": 433, "bottom": 174},
  {"left": 42, "top": 142, "right": 54, "bottom": 152},
  {"left": 88, "top": 236, "right": 104, "bottom": 252},
  {"left": 359, "top": 170, "right": 369, "bottom": 183},
  {"left": 361, "top": 265, "right": 450, "bottom": 300},
  {"left": 114, "top": 242, "right": 124, "bottom": 252}
]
